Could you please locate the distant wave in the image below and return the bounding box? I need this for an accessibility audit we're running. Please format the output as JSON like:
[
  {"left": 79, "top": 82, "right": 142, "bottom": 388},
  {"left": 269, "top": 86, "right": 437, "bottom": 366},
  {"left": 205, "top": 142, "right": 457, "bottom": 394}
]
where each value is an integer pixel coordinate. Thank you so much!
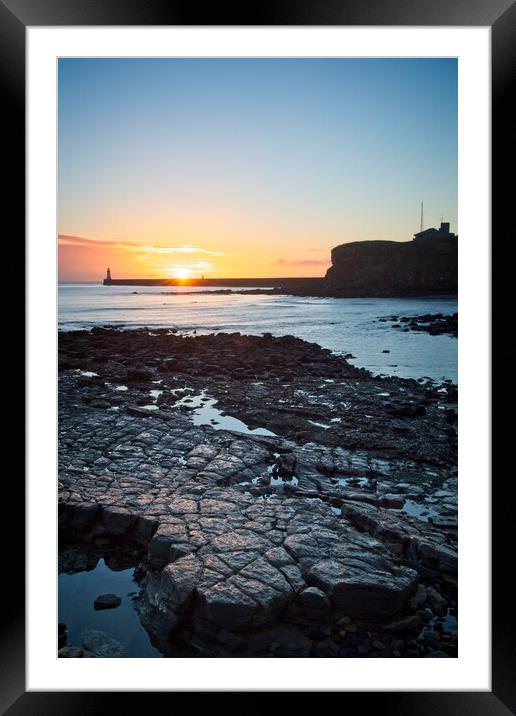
[{"left": 70, "top": 305, "right": 156, "bottom": 313}]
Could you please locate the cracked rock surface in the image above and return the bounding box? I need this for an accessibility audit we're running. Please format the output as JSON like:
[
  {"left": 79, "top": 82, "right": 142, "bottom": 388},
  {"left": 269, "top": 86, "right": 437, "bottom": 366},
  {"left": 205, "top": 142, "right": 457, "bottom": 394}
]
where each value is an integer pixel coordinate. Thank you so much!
[{"left": 59, "top": 329, "right": 457, "bottom": 657}]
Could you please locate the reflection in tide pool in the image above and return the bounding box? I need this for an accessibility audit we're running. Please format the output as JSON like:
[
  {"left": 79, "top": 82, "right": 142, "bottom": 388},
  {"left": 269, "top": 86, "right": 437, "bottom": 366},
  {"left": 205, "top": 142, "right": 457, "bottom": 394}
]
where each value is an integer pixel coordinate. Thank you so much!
[
  {"left": 174, "top": 389, "right": 276, "bottom": 436},
  {"left": 58, "top": 557, "right": 161, "bottom": 658}
]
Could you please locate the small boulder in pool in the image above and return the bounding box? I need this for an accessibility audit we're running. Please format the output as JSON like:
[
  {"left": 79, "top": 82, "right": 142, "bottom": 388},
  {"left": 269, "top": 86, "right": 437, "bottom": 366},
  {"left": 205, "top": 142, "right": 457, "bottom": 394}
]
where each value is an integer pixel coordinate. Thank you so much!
[
  {"left": 93, "top": 593, "right": 122, "bottom": 610},
  {"left": 82, "top": 629, "right": 125, "bottom": 657}
]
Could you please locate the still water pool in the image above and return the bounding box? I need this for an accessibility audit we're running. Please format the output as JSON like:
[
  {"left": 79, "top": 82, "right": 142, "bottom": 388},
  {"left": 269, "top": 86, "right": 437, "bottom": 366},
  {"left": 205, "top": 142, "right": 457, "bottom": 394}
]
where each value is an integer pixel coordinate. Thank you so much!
[{"left": 58, "top": 557, "right": 161, "bottom": 658}]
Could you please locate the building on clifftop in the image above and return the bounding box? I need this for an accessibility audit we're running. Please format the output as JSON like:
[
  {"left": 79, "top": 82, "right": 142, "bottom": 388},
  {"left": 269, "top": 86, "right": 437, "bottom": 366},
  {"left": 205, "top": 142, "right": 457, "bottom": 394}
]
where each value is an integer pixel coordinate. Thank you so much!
[{"left": 413, "top": 221, "right": 457, "bottom": 242}]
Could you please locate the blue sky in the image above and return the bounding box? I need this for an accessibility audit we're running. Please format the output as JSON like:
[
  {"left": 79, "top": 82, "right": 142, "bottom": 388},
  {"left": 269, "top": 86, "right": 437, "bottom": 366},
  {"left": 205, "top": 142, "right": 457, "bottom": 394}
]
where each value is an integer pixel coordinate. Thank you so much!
[{"left": 58, "top": 58, "right": 457, "bottom": 280}]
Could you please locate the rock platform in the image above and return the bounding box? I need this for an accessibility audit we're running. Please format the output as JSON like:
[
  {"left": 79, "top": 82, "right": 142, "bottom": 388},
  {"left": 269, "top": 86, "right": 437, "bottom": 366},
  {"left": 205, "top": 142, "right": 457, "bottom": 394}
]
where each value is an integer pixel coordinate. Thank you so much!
[{"left": 59, "top": 329, "right": 457, "bottom": 657}]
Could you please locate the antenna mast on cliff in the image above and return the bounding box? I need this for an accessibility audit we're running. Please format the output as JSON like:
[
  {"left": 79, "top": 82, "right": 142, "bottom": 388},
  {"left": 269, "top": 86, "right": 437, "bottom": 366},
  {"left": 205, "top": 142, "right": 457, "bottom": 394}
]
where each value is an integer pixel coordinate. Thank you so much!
[{"left": 420, "top": 201, "right": 424, "bottom": 232}]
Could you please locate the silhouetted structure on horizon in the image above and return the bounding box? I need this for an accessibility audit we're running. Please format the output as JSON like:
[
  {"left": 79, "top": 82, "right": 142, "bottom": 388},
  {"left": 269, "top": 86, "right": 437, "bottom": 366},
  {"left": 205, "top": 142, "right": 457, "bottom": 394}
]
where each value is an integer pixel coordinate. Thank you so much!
[
  {"left": 102, "top": 219, "right": 458, "bottom": 296},
  {"left": 325, "top": 221, "right": 458, "bottom": 296},
  {"left": 413, "top": 221, "right": 457, "bottom": 242}
]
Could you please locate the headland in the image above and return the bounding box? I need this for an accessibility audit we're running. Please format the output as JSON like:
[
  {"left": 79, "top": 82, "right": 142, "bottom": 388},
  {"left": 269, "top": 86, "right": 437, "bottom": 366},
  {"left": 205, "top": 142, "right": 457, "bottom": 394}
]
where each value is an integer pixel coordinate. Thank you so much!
[{"left": 102, "top": 222, "right": 458, "bottom": 298}]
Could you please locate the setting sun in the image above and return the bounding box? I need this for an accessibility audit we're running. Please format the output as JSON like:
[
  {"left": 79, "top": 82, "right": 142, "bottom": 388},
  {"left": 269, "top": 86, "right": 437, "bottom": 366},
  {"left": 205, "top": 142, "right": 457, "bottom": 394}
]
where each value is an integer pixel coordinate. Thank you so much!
[{"left": 172, "top": 267, "right": 190, "bottom": 280}]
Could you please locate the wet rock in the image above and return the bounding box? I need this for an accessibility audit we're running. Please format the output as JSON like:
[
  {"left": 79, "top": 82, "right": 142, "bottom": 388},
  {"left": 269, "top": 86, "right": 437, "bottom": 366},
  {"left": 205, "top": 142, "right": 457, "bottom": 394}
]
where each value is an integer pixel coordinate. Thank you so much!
[
  {"left": 160, "top": 553, "right": 202, "bottom": 610},
  {"left": 387, "top": 403, "right": 426, "bottom": 418},
  {"left": 379, "top": 494, "right": 404, "bottom": 509},
  {"left": 90, "top": 399, "right": 111, "bottom": 409},
  {"left": 307, "top": 559, "right": 417, "bottom": 620},
  {"left": 428, "top": 515, "right": 458, "bottom": 529},
  {"left": 304, "top": 624, "right": 332, "bottom": 640},
  {"left": 126, "top": 405, "right": 160, "bottom": 418},
  {"left": 415, "top": 584, "right": 427, "bottom": 607},
  {"left": 275, "top": 453, "right": 297, "bottom": 479},
  {"left": 58, "top": 623, "right": 68, "bottom": 649},
  {"left": 426, "top": 586, "right": 448, "bottom": 616},
  {"left": 81, "top": 629, "right": 125, "bottom": 657},
  {"left": 69, "top": 503, "right": 99, "bottom": 532},
  {"left": 58, "top": 646, "right": 84, "bottom": 658},
  {"left": 315, "top": 458, "right": 335, "bottom": 476},
  {"left": 313, "top": 637, "right": 340, "bottom": 657},
  {"left": 297, "top": 586, "right": 332, "bottom": 613},
  {"left": 103, "top": 361, "right": 128, "bottom": 380},
  {"left": 416, "top": 542, "right": 457, "bottom": 574},
  {"left": 383, "top": 614, "right": 422, "bottom": 631},
  {"left": 337, "top": 615, "right": 352, "bottom": 626},
  {"left": 93, "top": 593, "right": 122, "bottom": 610},
  {"left": 127, "top": 368, "right": 153, "bottom": 382},
  {"left": 134, "top": 515, "right": 159, "bottom": 545},
  {"left": 148, "top": 522, "right": 190, "bottom": 568},
  {"left": 101, "top": 507, "right": 135, "bottom": 536},
  {"left": 263, "top": 625, "right": 313, "bottom": 657},
  {"left": 396, "top": 313, "right": 457, "bottom": 338},
  {"left": 58, "top": 329, "right": 457, "bottom": 655},
  {"left": 197, "top": 581, "right": 260, "bottom": 631}
]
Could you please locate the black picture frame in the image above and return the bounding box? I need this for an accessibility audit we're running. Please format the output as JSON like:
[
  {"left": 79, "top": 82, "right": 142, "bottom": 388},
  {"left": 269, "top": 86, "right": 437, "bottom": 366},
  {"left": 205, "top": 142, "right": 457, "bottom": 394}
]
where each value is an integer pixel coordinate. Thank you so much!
[{"left": 5, "top": 0, "right": 511, "bottom": 710}]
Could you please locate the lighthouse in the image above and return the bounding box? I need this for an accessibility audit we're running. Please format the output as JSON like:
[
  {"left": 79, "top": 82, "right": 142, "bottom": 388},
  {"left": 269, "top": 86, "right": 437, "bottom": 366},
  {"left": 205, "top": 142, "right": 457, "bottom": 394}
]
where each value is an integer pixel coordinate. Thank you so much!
[{"left": 105, "top": 267, "right": 112, "bottom": 282}]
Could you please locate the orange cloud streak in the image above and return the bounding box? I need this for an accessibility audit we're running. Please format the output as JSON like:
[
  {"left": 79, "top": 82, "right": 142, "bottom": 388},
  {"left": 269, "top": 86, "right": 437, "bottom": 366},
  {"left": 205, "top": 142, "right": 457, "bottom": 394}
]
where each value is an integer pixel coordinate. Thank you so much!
[{"left": 58, "top": 233, "right": 332, "bottom": 282}]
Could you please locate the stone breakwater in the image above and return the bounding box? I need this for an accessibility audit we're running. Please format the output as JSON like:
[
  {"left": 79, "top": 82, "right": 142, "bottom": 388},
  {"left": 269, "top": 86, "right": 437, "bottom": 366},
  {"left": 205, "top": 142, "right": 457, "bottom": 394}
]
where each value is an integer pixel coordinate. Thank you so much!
[{"left": 59, "top": 329, "right": 458, "bottom": 657}]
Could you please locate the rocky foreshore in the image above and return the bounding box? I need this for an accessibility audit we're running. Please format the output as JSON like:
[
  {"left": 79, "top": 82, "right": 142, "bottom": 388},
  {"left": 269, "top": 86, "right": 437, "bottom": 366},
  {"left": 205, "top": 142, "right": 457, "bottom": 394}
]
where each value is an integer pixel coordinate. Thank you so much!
[
  {"left": 58, "top": 328, "right": 458, "bottom": 657},
  {"left": 383, "top": 313, "right": 458, "bottom": 337}
]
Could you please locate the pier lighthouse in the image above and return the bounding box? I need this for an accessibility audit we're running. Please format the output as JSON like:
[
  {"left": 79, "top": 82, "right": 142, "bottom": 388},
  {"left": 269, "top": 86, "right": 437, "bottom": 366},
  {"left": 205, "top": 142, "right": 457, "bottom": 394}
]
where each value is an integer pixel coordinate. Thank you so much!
[{"left": 104, "top": 267, "right": 112, "bottom": 285}]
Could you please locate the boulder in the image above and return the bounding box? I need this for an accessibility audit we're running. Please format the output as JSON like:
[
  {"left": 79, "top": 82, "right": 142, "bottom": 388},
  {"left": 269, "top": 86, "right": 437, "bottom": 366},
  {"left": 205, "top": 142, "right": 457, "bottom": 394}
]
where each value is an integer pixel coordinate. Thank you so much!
[
  {"left": 297, "top": 586, "right": 332, "bottom": 612},
  {"left": 308, "top": 559, "right": 417, "bottom": 620},
  {"left": 81, "top": 629, "right": 125, "bottom": 657},
  {"left": 426, "top": 586, "right": 448, "bottom": 616},
  {"left": 148, "top": 522, "right": 189, "bottom": 568},
  {"left": 93, "top": 593, "right": 122, "bottom": 610}
]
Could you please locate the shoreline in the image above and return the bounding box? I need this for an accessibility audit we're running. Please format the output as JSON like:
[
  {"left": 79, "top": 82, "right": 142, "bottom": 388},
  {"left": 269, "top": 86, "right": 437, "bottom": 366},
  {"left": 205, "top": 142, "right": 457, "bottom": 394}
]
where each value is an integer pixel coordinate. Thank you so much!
[
  {"left": 67, "top": 280, "right": 459, "bottom": 300},
  {"left": 58, "top": 315, "right": 459, "bottom": 384},
  {"left": 58, "top": 328, "right": 457, "bottom": 658}
]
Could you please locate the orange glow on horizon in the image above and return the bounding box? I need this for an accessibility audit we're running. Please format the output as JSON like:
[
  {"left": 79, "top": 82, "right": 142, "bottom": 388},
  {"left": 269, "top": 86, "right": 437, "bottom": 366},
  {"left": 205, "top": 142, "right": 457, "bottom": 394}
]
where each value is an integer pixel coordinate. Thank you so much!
[
  {"left": 171, "top": 267, "right": 191, "bottom": 280},
  {"left": 57, "top": 232, "right": 333, "bottom": 282}
]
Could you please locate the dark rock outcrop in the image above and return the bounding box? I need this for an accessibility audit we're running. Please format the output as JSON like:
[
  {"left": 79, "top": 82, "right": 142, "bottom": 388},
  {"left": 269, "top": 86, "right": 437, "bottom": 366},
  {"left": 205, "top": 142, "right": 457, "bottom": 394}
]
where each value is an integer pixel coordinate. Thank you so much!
[
  {"left": 388, "top": 313, "right": 458, "bottom": 337},
  {"left": 324, "top": 236, "right": 457, "bottom": 297}
]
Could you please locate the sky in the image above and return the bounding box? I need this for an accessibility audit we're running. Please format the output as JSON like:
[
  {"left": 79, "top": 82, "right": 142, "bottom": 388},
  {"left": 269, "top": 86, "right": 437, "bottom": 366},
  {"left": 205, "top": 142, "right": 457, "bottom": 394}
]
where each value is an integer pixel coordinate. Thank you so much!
[{"left": 58, "top": 58, "right": 457, "bottom": 281}]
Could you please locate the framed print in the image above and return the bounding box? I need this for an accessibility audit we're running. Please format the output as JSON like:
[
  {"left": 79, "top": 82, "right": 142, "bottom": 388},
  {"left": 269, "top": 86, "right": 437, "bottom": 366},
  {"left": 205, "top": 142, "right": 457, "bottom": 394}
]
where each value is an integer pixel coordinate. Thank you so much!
[{"left": 4, "top": 0, "right": 511, "bottom": 710}]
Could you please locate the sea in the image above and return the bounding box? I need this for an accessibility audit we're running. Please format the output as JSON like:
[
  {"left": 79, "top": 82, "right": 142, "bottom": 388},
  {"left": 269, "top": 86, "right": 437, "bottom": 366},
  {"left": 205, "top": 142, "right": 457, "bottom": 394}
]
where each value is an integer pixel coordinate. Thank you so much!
[{"left": 58, "top": 283, "right": 458, "bottom": 384}]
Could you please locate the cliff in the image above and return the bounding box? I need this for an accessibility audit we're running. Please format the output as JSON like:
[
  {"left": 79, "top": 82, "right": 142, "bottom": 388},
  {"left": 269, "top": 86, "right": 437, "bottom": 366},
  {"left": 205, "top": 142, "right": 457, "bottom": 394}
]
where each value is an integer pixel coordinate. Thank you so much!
[
  {"left": 324, "top": 236, "right": 457, "bottom": 297},
  {"left": 101, "top": 234, "right": 457, "bottom": 297}
]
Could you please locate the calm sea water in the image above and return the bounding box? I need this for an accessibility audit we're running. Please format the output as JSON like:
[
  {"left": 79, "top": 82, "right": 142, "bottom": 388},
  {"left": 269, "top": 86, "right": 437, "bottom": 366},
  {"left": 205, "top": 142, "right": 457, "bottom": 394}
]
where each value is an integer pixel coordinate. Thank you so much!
[
  {"left": 59, "top": 284, "right": 457, "bottom": 383},
  {"left": 59, "top": 558, "right": 161, "bottom": 658}
]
